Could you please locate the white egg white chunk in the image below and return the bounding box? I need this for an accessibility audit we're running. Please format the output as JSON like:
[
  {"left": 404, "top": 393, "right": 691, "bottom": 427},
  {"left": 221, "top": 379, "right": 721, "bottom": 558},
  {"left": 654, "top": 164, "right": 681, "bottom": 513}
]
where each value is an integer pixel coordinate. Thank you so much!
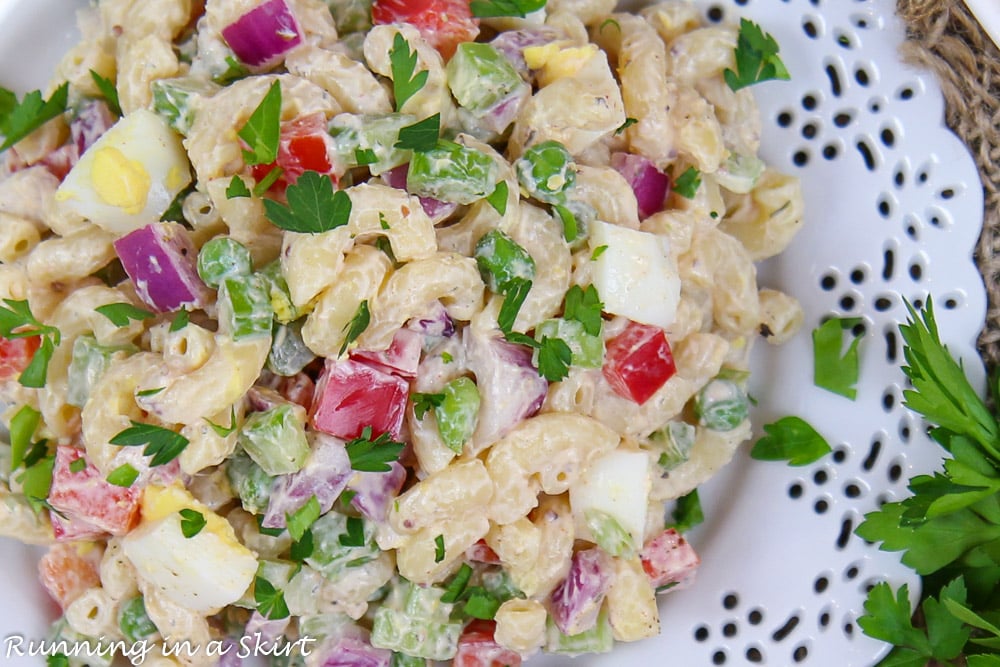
[
  {"left": 56, "top": 109, "right": 192, "bottom": 234},
  {"left": 589, "top": 220, "right": 680, "bottom": 329},
  {"left": 122, "top": 485, "right": 257, "bottom": 614},
  {"left": 570, "top": 449, "right": 651, "bottom": 551}
]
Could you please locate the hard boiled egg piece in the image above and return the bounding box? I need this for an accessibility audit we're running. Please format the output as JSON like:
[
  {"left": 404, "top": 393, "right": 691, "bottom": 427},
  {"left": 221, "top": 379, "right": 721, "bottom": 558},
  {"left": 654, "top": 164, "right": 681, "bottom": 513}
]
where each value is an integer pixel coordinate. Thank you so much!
[
  {"left": 122, "top": 484, "right": 257, "bottom": 614},
  {"left": 56, "top": 109, "right": 191, "bottom": 235},
  {"left": 589, "top": 220, "right": 680, "bottom": 329}
]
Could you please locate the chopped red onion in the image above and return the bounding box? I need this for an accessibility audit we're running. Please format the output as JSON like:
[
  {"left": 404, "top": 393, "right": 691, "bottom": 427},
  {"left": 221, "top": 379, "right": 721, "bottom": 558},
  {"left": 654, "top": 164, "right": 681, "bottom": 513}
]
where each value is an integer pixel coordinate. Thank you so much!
[
  {"left": 550, "top": 548, "right": 613, "bottom": 635},
  {"left": 113, "top": 222, "right": 212, "bottom": 312},
  {"left": 466, "top": 329, "right": 547, "bottom": 449},
  {"left": 383, "top": 164, "right": 458, "bottom": 222},
  {"left": 405, "top": 301, "right": 456, "bottom": 341},
  {"left": 262, "top": 431, "right": 352, "bottom": 529},
  {"left": 611, "top": 152, "right": 670, "bottom": 219},
  {"left": 347, "top": 461, "right": 407, "bottom": 523},
  {"left": 222, "top": 0, "right": 302, "bottom": 69},
  {"left": 72, "top": 100, "right": 116, "bottom": 156}
]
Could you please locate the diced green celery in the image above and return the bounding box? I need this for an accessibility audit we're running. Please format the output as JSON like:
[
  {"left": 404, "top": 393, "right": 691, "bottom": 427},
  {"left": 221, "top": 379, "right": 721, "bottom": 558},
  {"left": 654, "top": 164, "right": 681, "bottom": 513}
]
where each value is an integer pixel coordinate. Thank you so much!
[
  {"left": 371, "top": 581, "right": 462, "bottom": 660},
  {"left": 694, "top": 378, "right": 750, "bottom": 432},
  {"left": 226, "top": 449, "right": 274, "bottom": 514},
  {"left": 322, "top": 0, "right": 372, "bottom": 33},
  {"left": 197, "top": 237, "right": 253, "bottom": 288},
  {"left": 545, "top": 607, "right": 613, "bottom": 655},
  {"left": 391, "top": 653, "right": 428, "bottom": 667},
  {"left": 268, "top": 319, "right": 316, "bottom": 376},
  {"left": 715, "top": 153, "right": 766, "bottom": 194},
  {"left": 306, "top": 512, "right": 379, "bottom": 578},
  {"left": 219, "top": 274, "right": 274, "bottom": 340},
  {"left": 117, "top": 596, "right": 158, "bottom": 644},
  {"left": 151, "top": 77, "right": 220, "bottom": 135},
  {"left": 474, "top": 229, "right": 535, "bottom": 292},
  {"left": 239, "top": 404, "right": 310, "bottom": 475},
  {"left": 649, "top": 421, "right": 695, "bottom": 471},
  {"left": 446, "top": 43, "right": 523, "bottom": 114},
  {"left": 407, "top": 141, "right": 498, "bottom": 205},
  {"left": 66, "top": 335, "right": 134, "bottom": 408},
  {"left": 533, "top": 319, "right": 602, "bottom": 368},
  {"left": 283, "top": 565, "right": 324, "bottom": 615},
  {"left": 329, "top": 113, "right": 415, "bottom": 175},
  {"left": 584, "top": 508, "right": 635, "bottom": 558},
  {"left": 515, "top": 141, "right": 576, "bottom": 205},
  {"left": 260, "top": 261, "right": 301, "bottom": 324},
  {"left": 434, "top": 377, "right": 480, "bottom": 453}
]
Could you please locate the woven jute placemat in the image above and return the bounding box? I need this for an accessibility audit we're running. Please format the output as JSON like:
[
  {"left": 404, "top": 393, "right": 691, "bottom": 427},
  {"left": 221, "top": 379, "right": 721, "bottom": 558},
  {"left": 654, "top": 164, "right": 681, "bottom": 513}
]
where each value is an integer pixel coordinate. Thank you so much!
[{"left": 896, "top": 0, "right": 1000, "bottom": 367}]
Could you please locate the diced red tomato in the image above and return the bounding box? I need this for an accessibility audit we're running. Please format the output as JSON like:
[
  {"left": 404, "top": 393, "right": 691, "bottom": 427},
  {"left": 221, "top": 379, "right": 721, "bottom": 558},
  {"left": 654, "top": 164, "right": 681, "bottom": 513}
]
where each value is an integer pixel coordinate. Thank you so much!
[
  {"left": 465, "top": 539, "right": 501, "bottom": 564},
  {"left": 602, "top": 321, "right": 676, "bottom": 405},
  {"left": 47, "top": 446, "right": 142, "bottom": 536},
  {"left": 639, "top": 528, "right": 700, "bottom": 591},
  {"left": 310, "top": 358, "right": 409, "bottom": 440},
  {"left": 38, "top": 542, "right": 102, "bottom": 610},
  {"left": 454, "top": 620, "right": 522, "bottom": 667},
  {"left": 350, "top": 328, "right": 422, "bottom": 379},
  {"left": 250, "top": 112, "right": 340, "bottom": 194},
  {"left": 0, "top": 335, "right": 41, "bottom": 381},
  {"left": 371, "top": 0, "right": 479, "bottom": 60}
]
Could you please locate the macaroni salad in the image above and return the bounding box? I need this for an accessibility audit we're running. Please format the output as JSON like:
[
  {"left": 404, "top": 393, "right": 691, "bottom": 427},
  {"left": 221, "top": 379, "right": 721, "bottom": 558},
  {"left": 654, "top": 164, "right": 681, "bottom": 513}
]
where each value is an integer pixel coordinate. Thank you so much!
[{"left": 0, "top": 0, "right": 806, "bottom": 664}]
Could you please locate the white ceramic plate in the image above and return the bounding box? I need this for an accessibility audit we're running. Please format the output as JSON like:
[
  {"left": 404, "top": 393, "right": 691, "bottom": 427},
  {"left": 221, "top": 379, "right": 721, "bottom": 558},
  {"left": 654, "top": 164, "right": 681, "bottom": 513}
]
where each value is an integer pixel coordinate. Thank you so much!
[
  {"left": 963, "top": 0, "right": 1000, "bottom": 50},
  {"left": 0, "top": 1, "right": 987, "bottom": 666}
]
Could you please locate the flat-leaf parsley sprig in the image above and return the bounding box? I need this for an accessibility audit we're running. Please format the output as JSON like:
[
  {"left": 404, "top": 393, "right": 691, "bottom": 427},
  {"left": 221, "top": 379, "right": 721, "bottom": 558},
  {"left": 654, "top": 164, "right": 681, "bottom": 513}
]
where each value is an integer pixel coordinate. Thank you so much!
[
  {"left": 855, "top": 298, "right": 1000, "bottom": 663},
  {"left": 0, "top": 299, "right": 62, "bottom": 388}
]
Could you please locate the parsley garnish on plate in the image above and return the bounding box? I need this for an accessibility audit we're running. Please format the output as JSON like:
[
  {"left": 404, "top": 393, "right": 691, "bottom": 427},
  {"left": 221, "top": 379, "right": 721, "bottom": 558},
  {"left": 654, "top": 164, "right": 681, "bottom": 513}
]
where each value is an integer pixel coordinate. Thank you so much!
[
  {"left": 434, "top": 534, "right": 446, "bottom": 562},
  {"left": 340, "top": 516, "right": 366, "bottom": 547},
  {"left": 109, "top": 421, "right": 190, "bottom": 466},
  {"left": 389, "top": 33, "right": 429, "bottom": 111},
  {"left": 666, "top": 489, "right": 704, "bottom": 534},
  {"left": 724, "top": 18, "right": 790, "bottom": 92},
  {"left": 264, "top": 170, "right": 352, "bottom": 234},
  {"left": 854, "top": 298, "right": 1000, "bottom": 661},
  {"left": 226, "top": 175, "right": 252, "bottom": 199},
  {"left": 470, "top": 0, "right": 546, "bottom": 18},
  {"left": 345, "top": 426, "right": 405, "bottom": 472},
  {"left": 812, "top": 317, "right": 863, "bottom": 400},
  {"left": 750, "top": 416, "right": 832, "bottom": 466},
  {"left": 239, "top": 80, "right": 281, "bottom": 166},
  {"left": 496, "top": 277, "right": 532, "bottom": 334},
  {"left": 0, "top": 82, "right": 69, "bottom": 152},
  {"left": 563, "top": 285, "right": 603, "bottom": 337}
]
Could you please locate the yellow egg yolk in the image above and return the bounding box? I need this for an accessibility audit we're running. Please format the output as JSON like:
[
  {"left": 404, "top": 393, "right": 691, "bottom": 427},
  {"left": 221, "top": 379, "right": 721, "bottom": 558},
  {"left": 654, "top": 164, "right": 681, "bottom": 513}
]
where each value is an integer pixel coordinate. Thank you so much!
[{"left": 92, "top": 147, "right": 151, "bottom": 215}]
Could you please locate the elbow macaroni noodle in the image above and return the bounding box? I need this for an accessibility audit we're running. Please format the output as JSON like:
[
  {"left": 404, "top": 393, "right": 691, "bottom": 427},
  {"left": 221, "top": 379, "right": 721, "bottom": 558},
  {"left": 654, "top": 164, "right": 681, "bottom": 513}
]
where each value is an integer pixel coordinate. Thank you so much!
[{"left": 0, "top": 1, "right": 806, "bottom": 663}]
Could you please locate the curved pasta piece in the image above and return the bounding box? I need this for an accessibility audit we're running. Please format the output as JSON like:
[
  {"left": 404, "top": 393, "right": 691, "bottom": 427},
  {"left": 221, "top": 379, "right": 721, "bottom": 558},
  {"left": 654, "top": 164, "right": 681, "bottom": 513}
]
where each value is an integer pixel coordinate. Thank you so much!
[
  {"left": 0, "top": 490, "right": 55, "bottom": 545},
  {"left": 302, "top": 245, "right": 392, "bottom": 357},
  {"left": 719, "top": 169, "right": 805, "bottom": 261},
  {"left": 570, "top": 165, "right": 640, "bottom": 230},
  {"left": 594, "top": 13, "right": 676, "bottom": 168},
  {"left": 485, "top": 413, "right": 619, "bottom": 525},
  {"left": 26, "top": 226, "right": 116, "bottom": 290},
  {"left": 282, "top": 227, "right": 354, "bottom": 309},
  {"left": 358, "top": 253, "right": 484, "bottom": 350},
  {"left": 395, "top": 514, "right": 490, "bottom": 584},
  {"left": 116, "top": 33, "right": 180, "bottom": 114},
  {"left": 135, "top": 335, "right": 270, "bottom": 425},
  {"left": 668, "top": 27, "right": 738, "bottom": 84},
  {"left": 758, "top": 288, "right": 804, "bottom": 345},
  {"left": 509, "top": 48, "right": 626, "bottom": 156},
  {"left": 680, "top": 223, "right": 761, "bottom": 336},
  {"left": 286, "top": 45, "right": 392, "bottom": 115},
  {"left": 640, "top": 1, "right": 702, "bottom": 44},
  {"left": 205, "top": 178, "right": 283, "bottom": 266},
  {"left": 345, "top": 182, "right": 438, "bottom": 263},
  {"left": 82, "top": 353, "right": 156, "bottom": 473},
  {"left": 506, "top": 203, "right": 572, "bottom": 332}
]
